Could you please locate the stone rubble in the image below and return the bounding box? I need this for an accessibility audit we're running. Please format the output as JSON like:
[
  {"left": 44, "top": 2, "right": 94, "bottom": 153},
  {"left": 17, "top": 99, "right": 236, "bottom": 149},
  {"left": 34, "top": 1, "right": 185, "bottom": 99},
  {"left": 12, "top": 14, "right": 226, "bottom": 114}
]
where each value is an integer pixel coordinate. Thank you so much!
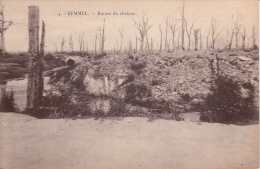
[{"left": 71, "top": 50, "right": 259, "bottom": 113}]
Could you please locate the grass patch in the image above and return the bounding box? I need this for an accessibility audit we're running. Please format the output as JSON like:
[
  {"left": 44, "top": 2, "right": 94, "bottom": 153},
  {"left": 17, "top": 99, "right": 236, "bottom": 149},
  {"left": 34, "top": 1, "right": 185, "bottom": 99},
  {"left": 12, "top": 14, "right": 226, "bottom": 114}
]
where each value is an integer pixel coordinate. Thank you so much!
[{"left": 0, "top": 90, "right": 17, "bottom": 112}]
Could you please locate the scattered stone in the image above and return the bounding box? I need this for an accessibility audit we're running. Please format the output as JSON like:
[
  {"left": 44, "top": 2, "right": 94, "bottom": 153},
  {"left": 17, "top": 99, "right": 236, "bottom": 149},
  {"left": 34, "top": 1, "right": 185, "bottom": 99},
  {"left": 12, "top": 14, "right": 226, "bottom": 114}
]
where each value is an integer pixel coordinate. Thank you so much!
[{"left": 237, "top": 56, "right": 252, "bottom": 61}]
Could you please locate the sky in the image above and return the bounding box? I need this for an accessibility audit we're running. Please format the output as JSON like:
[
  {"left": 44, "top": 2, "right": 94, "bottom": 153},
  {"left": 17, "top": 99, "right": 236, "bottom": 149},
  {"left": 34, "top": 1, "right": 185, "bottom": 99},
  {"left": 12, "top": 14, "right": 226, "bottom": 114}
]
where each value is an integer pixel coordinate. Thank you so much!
[{"left": 1, "top": 0, "right": 259, "bottom": 52}]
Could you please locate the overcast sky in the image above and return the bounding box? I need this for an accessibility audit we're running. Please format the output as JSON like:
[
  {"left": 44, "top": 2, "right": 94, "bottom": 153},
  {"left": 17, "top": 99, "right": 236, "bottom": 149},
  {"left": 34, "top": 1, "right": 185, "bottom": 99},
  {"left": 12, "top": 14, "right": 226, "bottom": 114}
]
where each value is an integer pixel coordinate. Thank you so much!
[{"left": 1, "top": 0, "right": 259, "bottom": 52}]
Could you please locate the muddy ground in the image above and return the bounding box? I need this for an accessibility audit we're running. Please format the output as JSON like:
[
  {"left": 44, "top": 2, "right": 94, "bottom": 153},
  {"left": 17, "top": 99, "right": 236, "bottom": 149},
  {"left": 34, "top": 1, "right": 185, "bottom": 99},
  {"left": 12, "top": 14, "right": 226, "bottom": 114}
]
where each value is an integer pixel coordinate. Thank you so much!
[{"left": 0, "top": 113, "right": 259, "bottom": 169}]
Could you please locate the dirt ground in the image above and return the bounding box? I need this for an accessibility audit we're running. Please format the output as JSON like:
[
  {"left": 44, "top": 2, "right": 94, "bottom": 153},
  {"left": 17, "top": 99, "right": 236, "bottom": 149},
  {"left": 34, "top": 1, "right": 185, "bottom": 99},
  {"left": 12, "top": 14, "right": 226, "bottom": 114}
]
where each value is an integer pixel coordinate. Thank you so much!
[{"left": 0, "top": 113, "right": 259, "bottom": 169}]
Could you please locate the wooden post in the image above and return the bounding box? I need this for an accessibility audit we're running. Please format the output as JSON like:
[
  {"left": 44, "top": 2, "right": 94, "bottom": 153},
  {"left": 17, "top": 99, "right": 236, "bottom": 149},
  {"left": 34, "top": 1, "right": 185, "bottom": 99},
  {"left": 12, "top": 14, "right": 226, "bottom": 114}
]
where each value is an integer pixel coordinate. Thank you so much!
[
  {"left": 27, "top": 6, "right": 44, "bottom": 109},
  {"left": 104, "top": 76, "right": 109, "bottom": 96}
]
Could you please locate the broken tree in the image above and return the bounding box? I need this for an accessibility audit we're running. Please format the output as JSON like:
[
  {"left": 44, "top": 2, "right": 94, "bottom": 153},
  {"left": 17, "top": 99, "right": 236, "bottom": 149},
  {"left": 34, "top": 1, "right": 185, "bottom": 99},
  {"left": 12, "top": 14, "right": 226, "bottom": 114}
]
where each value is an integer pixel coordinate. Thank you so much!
[
  {"left": 118, "top": 27, "right": 123, "bottom": 54},
  {"left": 0, "top": 4, "right": 15, "bottom": 54},
  {"left": 27, "top": 6, "right": 45, "bottom": 109},
  {"left": 98, "top": 18, "right": 106, "bottom": 53},
  {"left": 169, "top": 16, "right": 179, "bottom": 51},
  {"left": 210, "top": 17, "right": 222, "bottom": 49},
  {"left": 194, "top": 29, "right": 199, "bottom": 50},
  {"left": 133, "top": 13, "right": 152, "bottom": 54}
]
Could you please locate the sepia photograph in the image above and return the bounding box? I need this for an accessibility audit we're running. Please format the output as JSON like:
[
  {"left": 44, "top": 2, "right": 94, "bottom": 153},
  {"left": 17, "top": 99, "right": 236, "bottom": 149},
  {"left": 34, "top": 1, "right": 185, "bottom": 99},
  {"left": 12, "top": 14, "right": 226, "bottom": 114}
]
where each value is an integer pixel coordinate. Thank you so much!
[{"left": 0, "top": 0, "right": 259, "bottom": 168}]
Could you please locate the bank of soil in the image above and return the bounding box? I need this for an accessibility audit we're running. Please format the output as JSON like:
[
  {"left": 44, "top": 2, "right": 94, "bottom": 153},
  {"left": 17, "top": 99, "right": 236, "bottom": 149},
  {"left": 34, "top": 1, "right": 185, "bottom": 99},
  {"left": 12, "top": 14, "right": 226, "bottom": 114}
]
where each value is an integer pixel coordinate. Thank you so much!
[
  {"left": 0, "top": 52, "right": 66, "bottom": 83},
  {"left": 0, "top": 113, "right": 258, "bottom": 169}
]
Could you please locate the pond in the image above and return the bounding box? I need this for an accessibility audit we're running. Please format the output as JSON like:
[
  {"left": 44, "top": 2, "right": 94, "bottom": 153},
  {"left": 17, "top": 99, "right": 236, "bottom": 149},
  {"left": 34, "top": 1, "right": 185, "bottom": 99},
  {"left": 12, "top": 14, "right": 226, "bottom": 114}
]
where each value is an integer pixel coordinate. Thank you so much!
[{"left": 0, "top": 75, "right": 50, "bottom": 112}]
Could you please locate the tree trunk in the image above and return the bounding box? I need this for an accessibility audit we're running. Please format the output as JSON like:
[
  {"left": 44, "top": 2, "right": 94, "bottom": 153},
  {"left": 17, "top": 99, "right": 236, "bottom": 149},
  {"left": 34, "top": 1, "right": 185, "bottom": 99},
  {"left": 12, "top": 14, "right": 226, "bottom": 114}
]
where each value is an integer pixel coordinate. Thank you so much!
[
  {"left": 194, "top": 31, "right": 198, "bottom": 50},
  {"left": 212, "top": 31, "right": 215, "bottom": 49},
  {"left": 27, "top": 6, "right": 43, "bottom": 109},
  {"left": 252, "top": 26, "right": 256, "bottom": 49},
  {"left": 101, "top": 19, "right": 105, "bottom": 53},
  {"left": 159, "top": 25, "right": 162, "bottom": 52},
  {"left": 0, "top": 7, "right": 5, "bottom": 53},
  {"left": 188, "top": 36, "right": 191, "bottom": 50},
  {"left": 206, "top": 36, "right": 208, "bottom": 50},
  {"left": 177, "top": 31, "right": 180, "bottom": 47},
  {"left": 165, "top": 22, "right": 168, "bottom": 52},
  {"left": 199, "top": 31, "right": 202, "bottom": 50},
  {"left": 135, "top": 35, "right": 137, "bottom": 53},
  {"left": 172, "top": 32, "right": 175, "bottom": 52},
  {"left": 39, "top": 21, "right": 45, "bottom": 99},
  {"left": 94, "top": 33, "right": 97, "bottom": 54},
  {"left": 235, "top": 33, "right": 238, "bottom": 48},
  {"left": 242, "top": 28, "right": 246, "bottom": 50},
  {"left": 228, "top": 31, "right": 234, "bottom": 50},
  {"left": 146, "top": 33, "right": 150, "bottom": 54},
  {"left": 150, "top": 37, "right": 153, "bottom": 54},
  {"left": 181, "top": 0, "right": 185, "bottom": 50},
  {"left": 140, "top": 35, "right": 144, "bottom": 53},
  {"left": 120, "top": 36, "right": 122, "bottom": 54}
]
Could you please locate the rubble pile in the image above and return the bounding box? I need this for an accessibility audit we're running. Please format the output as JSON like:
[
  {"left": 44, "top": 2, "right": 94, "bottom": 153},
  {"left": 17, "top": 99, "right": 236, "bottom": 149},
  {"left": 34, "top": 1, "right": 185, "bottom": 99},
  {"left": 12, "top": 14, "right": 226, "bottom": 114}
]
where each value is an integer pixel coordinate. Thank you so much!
[
  {"left": 71, "top": 50, "right": 259, "bottom": 113},
  {"left": 98, "top": 54, "right": 134, "bottom": 80}
]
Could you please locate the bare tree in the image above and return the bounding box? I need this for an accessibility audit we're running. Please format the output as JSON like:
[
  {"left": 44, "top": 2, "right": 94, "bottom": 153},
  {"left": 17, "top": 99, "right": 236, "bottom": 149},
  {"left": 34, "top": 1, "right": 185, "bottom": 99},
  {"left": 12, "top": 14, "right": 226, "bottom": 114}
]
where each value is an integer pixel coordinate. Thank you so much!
[
  {"left": 82, "top": 40, "right": 85, "bottom": 56},
  {"left": 177, "top": 30, "right": 180, "bottom": 47},
  {"left": 150, "top": 37, "right": 154, "bottom": 54},
  {"left": 116, "top": 38, "right": 119, "bottom": 54},
  {"left": 228, "top": 29, "right": 235, "bottom": 50},
  {"left": 94, "top": 32, "right": 98, "bottom": 54},
  {"left": 181, "top": 0, "right": 185, "bottom": 50},
  {"left": 135, "top": 35, "right": 138, "bottom": 53},
  {"left": 159, "top": 24, "right": 162, "bottom": 52},
  {"left": 113, "top": 44, "right": 116, "bottom": 53},
  {"left": 194, "top": 29, "right": 199, "bottom": 50},
  {"left": 227, "top": 15, "right": 241, "bottom": 50},
  {"left": 169, "top": 16, "right": 179, "bottom": 51},
  {"left": 98, "top": 28, "right": 102, "bottom": 52},
  {"left": 100, "top": 18, "right": 106, "bottom": 53},
  {"left": 167, "top": 38, "right": 171, "bottom": 52},
  {"left": 241, "top": 27, "right": 246, "bottom": 50},
  {"left": 210, "top": 17, "right": 222, "bottom": 49},
  {"left": 146, "top": 32, "right": 150, "bottom": 54},
  {"left": 246, "top": 35, "right": 250, "bottom": 49},
  {"left": 118, "top": 27, "right": 123, "bottom": 54},
  {"left": 132, "top": 13, "right": 153, "bottom": 54},
  {"left": 185, "top": 14, "right": 198, "bottom": 50},
  {"left": 69, "top": 33, "right": 73, "bottom": 53},
  {"left": 252, "top": 25, "right": 256, "bottom": 49},
  {"left": 206, "top": 28, "right": 210, "bottom": 50},
  {"left": 54, "top": 43, "right": 58, "bottom": 53},
  {"left": 85, "top": 41, "right": 88, "bottom": 53},
  {"left": 225, "top": 30, "right": 230, "bottom": 49},
  {"left": 232, "top": 15, "right": 241, "bottom": 48},
  {"left": 97, "top": 19, "right": 106, "bottom": 53},
  {"left": 164, "top": 16, "right": 169, "bottom": 51},
  {"left": 27, "top": 6, "right": 44, "bottom": 108},
  {"left": 60, "top": 37, "right": 65, "bottom": 53},
  {"left": 0, "top": 3, "right": 15, "bottom": 53},
  {"left": 78, "top": 32, "right": 84, "bottom": 55},
  {"left": 39, "top": 20, "right": 45, "bottom": 99},
  {"left": 128, "top": 39, "right": 133, "bottom": 55},
  {"left": 199, "top": 30, "right": 203, "bottom": 50}
]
